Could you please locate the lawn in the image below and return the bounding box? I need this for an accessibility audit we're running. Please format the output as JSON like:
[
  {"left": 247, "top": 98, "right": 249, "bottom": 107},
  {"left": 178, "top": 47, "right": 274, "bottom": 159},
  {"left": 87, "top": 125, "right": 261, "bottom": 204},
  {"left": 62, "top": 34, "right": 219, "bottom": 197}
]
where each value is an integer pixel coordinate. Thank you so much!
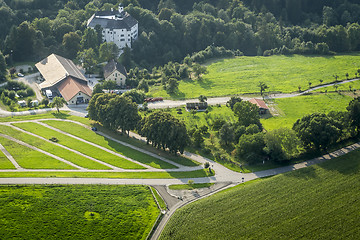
[
  {"left": 0, "top": 185, "right": 159, "bottom": 240},
  {"left": 0, "top": 147, "right": 15, "bottom": 169},
  {"left": 0, "top": 136, "right": 75, "bottom": 169},
  {"left": 42, "top": 120, "right": 177, "bottom": 169},
  {"left": 12, "top": 122, "right": 145, "bottom": 169},
  {"left": 0, "top": 169, "right": 214, "bottom": 179},
  {"left": 168, "top": 183, "right": 214, "bottom": 190},
  {"left": 149, "top": 54, "right": 360, "bottom": 99},
  {"left": 160, "top": 149, "right": 360, "bottom": 240},
  {"left": 262, "top": 93, "right": 353, "bottom": 130},
  {"left": 0, "top": 125, "right": 110, "bottom": 170}
]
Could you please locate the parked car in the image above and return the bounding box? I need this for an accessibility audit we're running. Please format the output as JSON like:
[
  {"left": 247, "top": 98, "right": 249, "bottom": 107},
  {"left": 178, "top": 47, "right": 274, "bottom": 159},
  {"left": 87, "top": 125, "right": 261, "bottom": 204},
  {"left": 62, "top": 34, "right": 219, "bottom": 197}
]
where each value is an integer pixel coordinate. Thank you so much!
[
  {"left": 91, "top": 127, "right": 97, "bottom": 131},
  {"left": 17, "top": 73, "right": 24, "bottom": 77},
  {"left": 84, "top": 114, "right": 89, "bottom": 118}
]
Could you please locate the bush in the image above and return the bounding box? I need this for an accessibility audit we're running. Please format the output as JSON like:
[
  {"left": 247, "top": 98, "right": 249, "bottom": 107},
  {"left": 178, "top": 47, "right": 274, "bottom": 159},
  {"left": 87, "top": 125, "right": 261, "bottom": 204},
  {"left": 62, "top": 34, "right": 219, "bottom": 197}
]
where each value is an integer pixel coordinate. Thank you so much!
[
  {"left": 26, "top": 88, "right": 34, "bottom": 96},
  {"left": 8, "top": 90, "right": 16, "bottom": 100}
]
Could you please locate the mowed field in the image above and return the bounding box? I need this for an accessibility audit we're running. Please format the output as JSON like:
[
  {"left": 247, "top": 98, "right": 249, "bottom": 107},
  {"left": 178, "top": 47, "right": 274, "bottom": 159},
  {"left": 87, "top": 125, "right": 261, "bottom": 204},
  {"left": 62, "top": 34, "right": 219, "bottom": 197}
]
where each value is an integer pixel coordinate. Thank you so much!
[
  {"left": 160, "top": 148, "right": 360, "bottom": 240},
  {"left": 0, "top": 185, "right": 159, "bottom": 240},
  {"left": 150, "top": 54, "right": 360, "bottom": 99}
]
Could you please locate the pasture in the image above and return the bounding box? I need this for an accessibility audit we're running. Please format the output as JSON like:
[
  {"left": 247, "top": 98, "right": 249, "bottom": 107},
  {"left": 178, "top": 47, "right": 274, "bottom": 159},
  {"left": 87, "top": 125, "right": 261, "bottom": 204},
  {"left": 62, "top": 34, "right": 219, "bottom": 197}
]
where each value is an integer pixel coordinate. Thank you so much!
[
  {"left": 150, "top": 54, "right": 360, "bottom": 99},
  {"left": 160, "top": 148, "right": 360, "bottom": 239},
  {"left": 0, "top": 185, "right": 159, "bottom": 240}
]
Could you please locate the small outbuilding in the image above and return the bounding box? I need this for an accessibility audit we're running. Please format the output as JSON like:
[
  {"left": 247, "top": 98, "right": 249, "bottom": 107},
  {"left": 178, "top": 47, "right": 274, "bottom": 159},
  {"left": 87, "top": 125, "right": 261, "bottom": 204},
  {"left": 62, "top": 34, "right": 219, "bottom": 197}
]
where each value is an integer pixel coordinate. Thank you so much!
[
  {"left": 249, "top": 98, "right": 269, "bottom": 114},
  {"left": 18, "top": 100, "right": 26, "bottom": 107},
  {"left": 186, "top": 102, "right": 208, "bottom": 111}
]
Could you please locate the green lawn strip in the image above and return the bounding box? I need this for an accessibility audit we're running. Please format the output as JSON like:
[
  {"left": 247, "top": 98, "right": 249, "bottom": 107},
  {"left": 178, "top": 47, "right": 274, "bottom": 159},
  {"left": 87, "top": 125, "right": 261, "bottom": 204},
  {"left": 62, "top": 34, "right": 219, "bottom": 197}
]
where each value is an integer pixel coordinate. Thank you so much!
[
  {"left": 97, "top": 125, "right": 200, "bottom": 167},
  {"left": 0, "top": 169, "right": 214, "bottom": 178},
  {"left": 313, "top": 79, "right": 360, "bottom": 93},
  {"left": 150, "top": 54, "right": 360, "bottom": 99},
  {"left": 0, "top": 136, "right": 75, "bottom": 169},
  {"left": 160, "top": 150, "right": 360, "bottom": 240},
  {"left": 168, "top": 183, "right": 214, "bottom": 190},
  {"left": 262, "top": 93, "right": 353, "bottom": 130},
  {"left": 12, "top": 122, "right": 145, "bottom": 169},
  {"left": 42, "top": 120, "right": 177, "bottom": 169},
  {"left": 151, "top": 187, "right": 167, "bottom": 210},
  {"left": 0, "top": 185, "right": 159, "bottom": 240},
  {"left": 0, "top": 125, "right": 110, "bottom": 170},
  {"left": 0, "top": 147, "right": 15, "bottom": 169},
  {"left": 0, "top": 111, "right": 91, "bottom": 126}
]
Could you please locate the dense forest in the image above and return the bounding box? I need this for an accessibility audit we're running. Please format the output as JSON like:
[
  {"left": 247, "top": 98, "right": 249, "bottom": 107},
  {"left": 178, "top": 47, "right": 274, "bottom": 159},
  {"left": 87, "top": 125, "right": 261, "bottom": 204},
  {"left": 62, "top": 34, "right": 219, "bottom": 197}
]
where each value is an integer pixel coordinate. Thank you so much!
[{"left": 1, "top": 0, "right": 360, "bottom": 71}]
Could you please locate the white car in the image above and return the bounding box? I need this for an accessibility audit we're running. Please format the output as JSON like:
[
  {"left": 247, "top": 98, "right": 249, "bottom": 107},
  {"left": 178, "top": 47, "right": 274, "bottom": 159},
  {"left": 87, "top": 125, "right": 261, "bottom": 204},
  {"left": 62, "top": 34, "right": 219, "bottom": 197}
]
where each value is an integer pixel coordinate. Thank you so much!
[{"left": 17, "top": 73, "right": 24, "bottom": 77}]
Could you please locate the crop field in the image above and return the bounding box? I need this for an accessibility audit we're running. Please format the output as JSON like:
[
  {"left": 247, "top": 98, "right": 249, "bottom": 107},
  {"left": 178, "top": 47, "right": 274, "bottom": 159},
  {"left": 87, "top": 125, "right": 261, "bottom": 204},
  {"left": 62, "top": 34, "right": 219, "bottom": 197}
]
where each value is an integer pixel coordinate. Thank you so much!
[
  {"left": 0, "top": 185, "right": 159, "bottom": 240},
  {"left": 12, "top": 122, "right": 146, "bottom": 169},
  {"left": 161, "top": 149, "right": 360, "bottom": 239},
  {"left": 0, "top": 125, "right": 110, "bottom": 170},
  {"left": 0, "top": 136, "right": 75, "bottom": 169},
  {"left": 262, "top": 93, "right": 353, "bottom": 130},
  {"left": 42, "top": 120, "right": 177, "bottom": 169},
  {"left": 150, "top": 54, "right": 360, "bottom": 99}
]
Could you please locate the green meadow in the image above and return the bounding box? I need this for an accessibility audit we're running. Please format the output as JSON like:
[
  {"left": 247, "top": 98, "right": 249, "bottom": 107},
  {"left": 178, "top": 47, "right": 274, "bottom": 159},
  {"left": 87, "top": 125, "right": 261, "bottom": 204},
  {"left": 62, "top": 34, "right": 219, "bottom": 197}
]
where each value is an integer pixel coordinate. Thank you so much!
[
  {"left": 262, "top": 93, "right": 353, "bottom": 130},
  {"left": 161, "top": 149, "right": 360, "bottom": 239},
  {"left": 150, "top": 54, "right": 360, "bottom": 99},
  {"left": 0, "top": 185, "right": 159, "bottom": 240},
  {"left": 0, "top": 147, "right": 15, "bottom": 169}
]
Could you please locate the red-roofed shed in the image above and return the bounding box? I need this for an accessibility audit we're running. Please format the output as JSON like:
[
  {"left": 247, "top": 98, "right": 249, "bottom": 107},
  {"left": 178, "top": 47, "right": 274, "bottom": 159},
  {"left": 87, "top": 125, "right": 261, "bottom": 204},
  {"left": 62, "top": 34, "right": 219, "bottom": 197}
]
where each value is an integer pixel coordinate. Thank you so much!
[{"left": 249, "top": 98, "right": 269, "bottom": 114}]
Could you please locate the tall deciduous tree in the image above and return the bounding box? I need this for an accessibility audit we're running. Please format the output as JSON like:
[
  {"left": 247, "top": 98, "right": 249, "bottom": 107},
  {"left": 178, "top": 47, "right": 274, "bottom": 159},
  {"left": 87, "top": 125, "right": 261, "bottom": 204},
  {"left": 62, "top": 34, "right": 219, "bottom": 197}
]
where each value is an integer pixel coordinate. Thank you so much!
[
  {"left": 347, "top": 97, "right": 360, "bottom": 134},
  {"left": 51, "top": 97, "right": 67, "bottom": 112},
  {"left": 62, "top": 32, "right": 81, "bottom": 59},
  {"left": 258, "top": 81, "right": 269, "bottom": 96},
  {"left": 233, "top": 101, "right": 261, "bottom": 127},
  {"left": 99, "top": 42, "right": 120, "bottom": 62}
]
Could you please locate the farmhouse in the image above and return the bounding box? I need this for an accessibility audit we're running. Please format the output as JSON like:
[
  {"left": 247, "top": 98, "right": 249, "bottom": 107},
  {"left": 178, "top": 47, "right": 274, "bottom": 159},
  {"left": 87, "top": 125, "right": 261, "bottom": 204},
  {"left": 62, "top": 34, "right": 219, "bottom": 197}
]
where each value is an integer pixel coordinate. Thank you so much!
[
  {"left": 249, "top": 98, "right": 269, "bottom": 114},
  {"left": 35, "top": 54, "right": 92, "bottom": 105},
  {"left": 103, "top": 59, "right": 127, "bottom": 86},
  {"left": 87, "top": 4, "right": 138, "bottom": 51}
]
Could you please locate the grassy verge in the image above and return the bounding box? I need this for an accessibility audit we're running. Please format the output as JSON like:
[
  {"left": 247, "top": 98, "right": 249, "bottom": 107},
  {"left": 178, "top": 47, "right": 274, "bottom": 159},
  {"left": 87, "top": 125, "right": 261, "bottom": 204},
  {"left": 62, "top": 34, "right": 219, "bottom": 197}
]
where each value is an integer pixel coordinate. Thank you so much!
[
  {"left": 13, "top": 122, "right": 145, "bottom": 169},
  {"left": 0, "top": 111, "right": 91, "bottom": 125},
  {"left": 160, "top": 149, "right": 360, "bottom": 240},
  {"left": 0, "top": 185, "right": 159, "bottom": 240},
  {"left": 0, "top": 125, "right": 110, "bottom": 170},
  {"left": 0, "top": 147, "right": 15, "bottom": 169},
  {"left": 43, "top": 120, "right": 177, "bottom": 169},
  {"left": 168, "top": 183, "right": 214, "bottom": 190},
  {"left": 0, "top": 169, "right": 214, "bottom": 178},
  {"left": 150, "top": 54, "right": 360, "bottom": 99},
  {"left": 151, "top": 187, "right": 167, "bottom": 210},
  {"left": 0, "top": 136, "right": 75, "bottom": 169},
  {"left": 97, "top": 125, "right": 200, "bottom": 167}
]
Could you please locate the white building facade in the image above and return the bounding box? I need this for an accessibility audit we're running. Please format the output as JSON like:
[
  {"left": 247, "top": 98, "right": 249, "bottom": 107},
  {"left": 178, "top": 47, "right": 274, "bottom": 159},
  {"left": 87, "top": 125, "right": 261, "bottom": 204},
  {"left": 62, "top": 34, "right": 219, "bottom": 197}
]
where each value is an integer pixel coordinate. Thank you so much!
[{"left": 87, "top": 4, "right": 138, "bottom": 50}]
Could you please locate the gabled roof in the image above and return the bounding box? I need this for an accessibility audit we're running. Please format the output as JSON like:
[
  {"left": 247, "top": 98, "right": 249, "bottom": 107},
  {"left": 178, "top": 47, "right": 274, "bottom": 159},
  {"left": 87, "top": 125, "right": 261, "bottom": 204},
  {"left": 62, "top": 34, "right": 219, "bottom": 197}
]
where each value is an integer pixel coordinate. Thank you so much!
[
  {"left": 103, "top": 60, "right": 127, "bottom": 79},
  {"left": 249, "top": 98, "right": 269, "bottom": 110},
  {"left": 87, "top": 11, "right": 137, "bottom": 31},
  {"left": 57, "top": 77, "right": 92, "bottom": 102},
  {"left": 36, "top": 54, "right": 87, "bottom": 89}
]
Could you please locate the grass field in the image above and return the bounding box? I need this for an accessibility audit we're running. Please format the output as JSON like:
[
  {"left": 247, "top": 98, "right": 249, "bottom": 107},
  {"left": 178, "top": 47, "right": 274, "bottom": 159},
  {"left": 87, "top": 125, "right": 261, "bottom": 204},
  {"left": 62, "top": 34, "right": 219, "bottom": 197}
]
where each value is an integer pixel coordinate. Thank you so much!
[
  {"left": 160, "top": 149, "right": 360, "bottom": 240},
  {"left": 262, "top": 93, "right": 353, "bottom": 130},
  {"left": 13, "top": 122, "right": 145, "bottom": 169},
  {"left": 0, "top": 136, "right": 75, "bottom": 169},
  {"left": 0, "top": 125, "right": 110, "bottom": 170},
  {"left": 0, "top": 169, "right": 214, "bottom": 179},
  {"left": 150, "top": 54, "right": 360, "bottom": 99},
  {"left": 168, "top": 183, "right": 214, "bottom": 190},
  {"left": 43, "top": 120, "right": 177, "bottom": 169},
  {"left": 0, "top": 147, "right": 15, "bottom": 169},
  {"left": 0, "top": 185, "right": 159, "bottom": 240},
  {"left": 151, "top": 187, "right": 167, "bottom": 210}
]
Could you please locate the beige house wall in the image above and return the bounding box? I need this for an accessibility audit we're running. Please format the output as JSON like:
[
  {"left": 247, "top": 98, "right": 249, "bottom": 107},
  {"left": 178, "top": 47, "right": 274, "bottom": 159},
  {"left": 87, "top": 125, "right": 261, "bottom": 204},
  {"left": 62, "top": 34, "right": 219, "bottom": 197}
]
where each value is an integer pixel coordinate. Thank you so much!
[
  {"left": 105, "top": 70, "right": 126, "bottom": 86},
  {"left": 68, "top": 91, "right": 91, "bottom": 105}
]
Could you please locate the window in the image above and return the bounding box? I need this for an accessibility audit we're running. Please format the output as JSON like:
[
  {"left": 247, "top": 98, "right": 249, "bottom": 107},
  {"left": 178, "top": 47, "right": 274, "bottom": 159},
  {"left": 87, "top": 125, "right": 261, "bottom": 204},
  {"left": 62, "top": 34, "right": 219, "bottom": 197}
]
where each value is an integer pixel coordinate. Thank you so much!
[
  {"left": 121, "top": 34, "right": 124, "bottom": 37},
  {"left": 79, "top": 93, "right": 81, "bottom": 96}
]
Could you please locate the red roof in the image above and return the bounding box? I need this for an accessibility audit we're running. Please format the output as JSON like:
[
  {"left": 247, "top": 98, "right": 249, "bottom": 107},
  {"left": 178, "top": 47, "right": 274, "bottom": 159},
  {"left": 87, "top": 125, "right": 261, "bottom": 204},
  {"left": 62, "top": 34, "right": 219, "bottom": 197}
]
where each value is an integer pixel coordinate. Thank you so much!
[
  {"left": 58, "top": 77, "right": 92, "bottom": 101},
  {"left": 249, "top": 98, "right": 269, "bottom": 109}
]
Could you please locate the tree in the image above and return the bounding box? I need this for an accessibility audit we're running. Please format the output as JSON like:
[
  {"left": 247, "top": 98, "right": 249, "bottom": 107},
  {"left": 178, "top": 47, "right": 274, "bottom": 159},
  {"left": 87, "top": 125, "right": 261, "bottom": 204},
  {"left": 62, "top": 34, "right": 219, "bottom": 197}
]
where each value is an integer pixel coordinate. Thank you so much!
[
  {"left": 137, "top": 79, "right": 149, "bottom": 92},
  {"left": 81, "top": 28, "right": 99, "bottom": 51},
  {"left": 62, "top": 32, "right": 81, "bottom": 59},
  {"left": 235, "top": 132, "right": 265, "bottom": 164},
  {"left": 51, "top": 97, "right": 67, "bottom": 112},
  {"left": 41, "top": 98, "right": 49, "bottom": 107},
  {"left": 0, "top": 51, "right": 6, "bottom": 81},
  {"left": 99, "top": 42, "right": 120, "bottom": 62},
  {"left": 192, "top": 63, "right": 207, "bottom": 80},
  {"left": 192, "top": 129, "right": 204, "bottom": 148},
  {"left": 219, "top": 122, "right": 234, "bottom": 146},
  {"left": 139, "top": 111, "right": 189, "bottom": 154},
  {"left": 226, "top": 96, "right": 242, "bottom": 110},
  {"left": 119, "top": 45, "right": 132, "bottom": 70},
  {"left": 347, "top": 97, "right": 360, "bottom": 134},
  {"left": 198, "top": 95, "right": 207, "bottom": 102},
  {"left": 122, "top": 89, "right": 146, "bottom": 104},
  {"left": 77, "top": 48, "right": 97, "bottom": 73},
  {"left": 293, "top": 113, "right": 341, "bottom": 150},
  {"left": 258, "top": 81, "right": 269, "bottom": 96},
  {"left": 264, "top": 128, "right": 302, "bottom": 162},
  {"left": 167, "top": 78, "right": 179, "bottom": 94},
  {"left": 233, "top": 101, "right": 261, "bottom": 127}
]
